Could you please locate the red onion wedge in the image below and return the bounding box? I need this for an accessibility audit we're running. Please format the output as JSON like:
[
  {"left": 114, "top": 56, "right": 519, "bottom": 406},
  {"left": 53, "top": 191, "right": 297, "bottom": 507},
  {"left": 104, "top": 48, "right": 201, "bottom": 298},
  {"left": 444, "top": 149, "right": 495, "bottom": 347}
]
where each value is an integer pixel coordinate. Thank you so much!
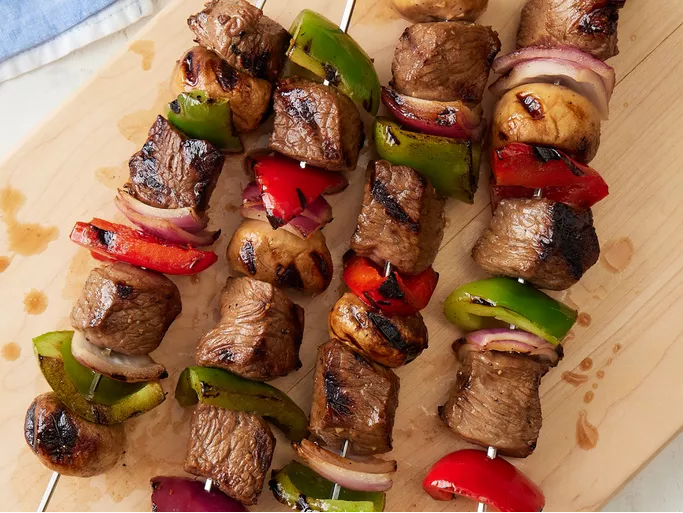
[
  {"left": 457, "top": 328, "right": 562, "bottom": 366},
  {"left": 151, "top": 476, "right": 246, "bottom": 512},
  {"left": 116, "top": 189, "right": 207, "bottom": 233},
  {"left": 241, "top": 183, "right": 333, "bottom": 239},
  {"left": 381, "top": 86, "right": 485, "bottom": 142},
  {"left": 116, "top": 194, "right": 220, "bottom": 247},
  {"left": 492, "top": 46, "right": 616, "bottom": 95},
  {"left": 490, "top": 59, "right": 611, "bottom": 119},
  {"left": 294, "top": 439, "right": 396, "bottom": 492}
]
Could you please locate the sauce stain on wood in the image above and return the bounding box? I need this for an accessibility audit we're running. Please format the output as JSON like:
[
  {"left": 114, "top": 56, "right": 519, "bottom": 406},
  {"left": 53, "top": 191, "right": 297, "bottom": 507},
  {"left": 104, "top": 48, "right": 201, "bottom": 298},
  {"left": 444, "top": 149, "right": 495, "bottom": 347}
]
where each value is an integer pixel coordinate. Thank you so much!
[
  {"left": 577, "top": 410, "right": 599, "bottom": 450},
  {"left": 596, "top": 369, "right": 605, "bottom": 379},
  {"left": 601, "top": 237, "right": 634, "bottom": 273},
  {"left": 592, "top": 383, "right": 599, "bottom": 390},
  {"left": 117, "top": 82, "right": 173, "bottom": 146},
  {"left": 580, "top": 357, "right": 593, "bottom": 371},
  {"left": 577, "top": 312, "right": 592, "bottom": 327},
  {"left": 2, "top": 342, "right": 20, "bottom": 361},
  {"left": 0, "top": 255, "right": 10, "bottom": 273},
  {"left": 613, "top": 343, "right": 622, "bottom": 354},
  {"left": 24, "top": 289, "right": 48, "bottom": 315},
  {"left": 190, "top": 274, "right": 200, "bottom": 285},
  {"left": 562, "top": 371, "right": 589, "bottom": 386},
  {"left": 0, "top": 186, "right": 59, "bottom": 256},
  {"left": 584, "top": 391, "right": 595, "bottom": 404},
  {"left": 95, "top": 162, "right": 128, "bottom": 189},
  {"left": 130, "top": 40, "right": 155, "bottom": 71}
]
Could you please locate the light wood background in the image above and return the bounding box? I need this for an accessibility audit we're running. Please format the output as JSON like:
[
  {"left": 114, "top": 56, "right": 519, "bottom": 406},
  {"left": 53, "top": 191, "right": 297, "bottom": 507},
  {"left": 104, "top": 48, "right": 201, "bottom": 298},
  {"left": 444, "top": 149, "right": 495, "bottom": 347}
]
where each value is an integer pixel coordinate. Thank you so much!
[{"left": 1, "top": 0, "right": 682, "bottom": 511}]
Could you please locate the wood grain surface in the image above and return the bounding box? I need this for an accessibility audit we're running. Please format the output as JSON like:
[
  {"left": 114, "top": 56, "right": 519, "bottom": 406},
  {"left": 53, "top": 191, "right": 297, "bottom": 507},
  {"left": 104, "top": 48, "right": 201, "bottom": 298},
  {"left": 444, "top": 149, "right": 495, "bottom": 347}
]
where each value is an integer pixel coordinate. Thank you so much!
[{"left": 1, "top": 0, "right": 682, "bottom": 511}]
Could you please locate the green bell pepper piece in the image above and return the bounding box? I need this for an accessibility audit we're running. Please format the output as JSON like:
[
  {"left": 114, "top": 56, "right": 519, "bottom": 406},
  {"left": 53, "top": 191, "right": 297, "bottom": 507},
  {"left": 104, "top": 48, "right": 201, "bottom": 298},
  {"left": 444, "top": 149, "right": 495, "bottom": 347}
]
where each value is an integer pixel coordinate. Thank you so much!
[
  {"left": 33, "top": 331, "right": 165, "bottom": 424},
  {"left": 373, "top": 117, "right": 478, "bottom": 203},
  {"left": 443, "top": 278, "right": 577, "bottom": 345},
  {"left": 175, "top": 366, "right": 308, "bottom": 442},
  {"left": 288, "top": 10, "right": 381, "bottom": 115},
  {"left": 270, "top": 461, "right": 385, "bottom": 512},
  {"left": 167, "top": 91, "right": 243, "bottom": 152}
]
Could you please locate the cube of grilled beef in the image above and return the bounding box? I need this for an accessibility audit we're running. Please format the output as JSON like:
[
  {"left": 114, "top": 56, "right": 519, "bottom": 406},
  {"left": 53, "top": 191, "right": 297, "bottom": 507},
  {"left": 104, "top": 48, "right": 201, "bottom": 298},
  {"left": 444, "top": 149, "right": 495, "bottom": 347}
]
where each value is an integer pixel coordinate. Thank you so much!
[
  {"left": 309, "top": 339, "right": 400, "bottom": 455},
  {"left": 517, "top": 0, "right": 626, "bottom": 61},
  {"left": 70, "top": 263, "right": 182, "bottom": 355},
  {"left": 270, "top": 77, "right": 364, "bottom": 172},
  {"left": 350, "top": 160, "right": 445, "bottom": 275},
  {"left": 172, "top": 46, "right": 273, "bottom": 132},
  {"left": 472, "top": 198, "right": 600, "bottom": 290},
  {"left": 439, "top": 350, "right": 549, "bottom": 458},
  {"left": 329, "top": 293, "right": 428, "bottom": 368},
  {"left": 391, "top": 22, "right": 501, "bottom": 103},
  {"left": 184, "top": 404, "right": 275, "bottom": 505},
  {"left": 196, "top": 277, "right": 304, "bottom": 381},
  {"left": 188, "top": 0, "right": 289, "bottom": 81},
  {"left": 127, "top": 116, "right": 224, "bottom": 211}
]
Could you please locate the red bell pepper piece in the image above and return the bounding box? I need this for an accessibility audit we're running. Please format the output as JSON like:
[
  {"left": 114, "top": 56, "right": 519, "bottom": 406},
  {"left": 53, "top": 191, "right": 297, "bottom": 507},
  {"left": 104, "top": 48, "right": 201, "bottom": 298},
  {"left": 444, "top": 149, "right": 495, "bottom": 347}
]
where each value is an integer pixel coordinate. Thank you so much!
[
  {"left": 423, "top": 449, "right": 545, "bottom": 512},
  {"left": 251, "top": 153, "right": 348, "bottom": 227},
  {"left": 343, "top": 254, "right": 438, "bottom": 316},
  {"left": 70, "top": 218, "right": 217, "bottom": 275},
  {"left": 491, "top": 143, "right": 609, "bottom": 209}
]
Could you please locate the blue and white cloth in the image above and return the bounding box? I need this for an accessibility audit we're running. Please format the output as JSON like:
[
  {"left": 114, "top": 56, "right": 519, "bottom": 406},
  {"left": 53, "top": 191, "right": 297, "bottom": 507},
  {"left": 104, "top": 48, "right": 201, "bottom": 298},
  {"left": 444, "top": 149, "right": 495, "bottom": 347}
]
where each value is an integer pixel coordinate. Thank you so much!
[{"left": 0, "top": 0, "right": 155, "bottom": 83}]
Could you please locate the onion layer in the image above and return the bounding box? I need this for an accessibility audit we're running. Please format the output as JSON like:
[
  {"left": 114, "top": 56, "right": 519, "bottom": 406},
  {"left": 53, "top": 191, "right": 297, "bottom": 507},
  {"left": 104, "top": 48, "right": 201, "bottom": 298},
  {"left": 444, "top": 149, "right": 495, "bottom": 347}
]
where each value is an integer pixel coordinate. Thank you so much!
[
  {"left": 457, "top": 328, "right": 561, "bottom": 365},
  {"left": 116, "top": 190, "right": 207, "bottom": 233},
  {"left": 294, "top": 439, "right": 396, "bottom": 492},
  {"left": 151, "top": 476, "right": 246, "bottom": 512}
]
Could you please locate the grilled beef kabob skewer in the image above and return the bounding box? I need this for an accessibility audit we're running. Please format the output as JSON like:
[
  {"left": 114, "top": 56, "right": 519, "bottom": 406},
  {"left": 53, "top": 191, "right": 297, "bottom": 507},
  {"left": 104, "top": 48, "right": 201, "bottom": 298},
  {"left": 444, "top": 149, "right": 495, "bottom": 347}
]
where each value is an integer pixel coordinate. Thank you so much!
[{"left": 424, "top": 0, "right": 627, "bottom": 510}]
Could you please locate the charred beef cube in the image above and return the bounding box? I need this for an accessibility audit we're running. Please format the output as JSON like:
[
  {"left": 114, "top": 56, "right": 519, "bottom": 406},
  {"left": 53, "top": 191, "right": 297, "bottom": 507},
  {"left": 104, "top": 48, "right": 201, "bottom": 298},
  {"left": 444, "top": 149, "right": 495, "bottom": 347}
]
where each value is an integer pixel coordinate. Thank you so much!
[
  {"left": 184, "top": 404, "right": 275, "bottom": 505},
  {"left": 270, "top": 78, "right": 364, "bottom": 172},
  {"left": 391, "top": 21, "right": 501, "bottom": 103},
  {"left": 350, "top": 160, "right": 445, "bottom": 275},
  {"left": 196, "top": 277, "right": 304, "bottom": 381},
  {"left": 172, "top": 46, "right": 273, "bottom": 132},
  {"left": 309, "top": 339, "right": 400, "bottom": 455},
  {"left": 329, "top": 293, "right": 428, "bottom": 368},
  {"left": 188, "top": 0, "right": 289, "bottom": 81},
  {"left": 472, "top": 198, "right": 600, "bottom": 290},
  {"left": 70, "top": 263, "right": 182, "bottom": 355},
  {"left": 439, "top": 350, "right": 548, "bottom": 458},
  {"left": 517, "top": 0, "right": 626, "bottom": 61},
  {"left": 127, "top": 115, "right": 224, "bottom": 211}
]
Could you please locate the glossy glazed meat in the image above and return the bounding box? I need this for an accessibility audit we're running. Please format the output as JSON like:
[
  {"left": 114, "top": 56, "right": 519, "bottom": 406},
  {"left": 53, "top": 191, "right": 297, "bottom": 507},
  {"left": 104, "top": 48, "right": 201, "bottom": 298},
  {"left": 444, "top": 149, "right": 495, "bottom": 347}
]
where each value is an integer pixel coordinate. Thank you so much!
[
  {"left": 439, "top": 350, "right": 548, "bottom": 458},
  {"left": 472, "top": 198, "right": 600, "bottom": 290},
  {"left": 492, "top": 83, "right": 601, "bottom": 163},
  {"left": 391, "top": 0, "right": 489, "bottom": 22},
  {"left": 329, "top": 293, "right": 428, "bottom": 368},
  {"left": 517, "top": 0, "right": 626, "bottom": 61},
  {"left": 188, "top": 0, "right": 289, "bottom": 81},
  {"left": 24, "top": 393, "right": 124, "bottom": 477},
  {"left": 184, "top": 404, "right": 275, "bottom": 505},
  {"left": 269, "top": 77, "right": 364, "bottom": 172},
  {"left": 196, "top": 277, "right": 304, "bottom": 381},
  {"left": 350, "top": 160, "right": 445, "bottom": 275},
  {"left": 70, "top": 263, "right": 182, "bottom": 355},
  {"left": 171, "top": 46, "right": 273, "bottom": 132},
  {"left": 391, "top": 22, "right": 501, "bottom": 103},
  {"left": 127, "top": 116, "right": 224, "bottom": 210},
  {"left": 309, "top": 339, "right": 400, "bottom": 455},
  {"left": 227, "top": 220, "right": 333, "bottom": 295}
]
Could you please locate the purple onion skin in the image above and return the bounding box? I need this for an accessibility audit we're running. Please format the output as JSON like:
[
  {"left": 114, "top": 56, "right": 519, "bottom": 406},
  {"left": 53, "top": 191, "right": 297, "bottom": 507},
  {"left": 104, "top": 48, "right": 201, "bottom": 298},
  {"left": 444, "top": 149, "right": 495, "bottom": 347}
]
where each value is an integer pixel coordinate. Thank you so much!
[{"left": 151, "top": 476, "right": 246, "bottom": 512}]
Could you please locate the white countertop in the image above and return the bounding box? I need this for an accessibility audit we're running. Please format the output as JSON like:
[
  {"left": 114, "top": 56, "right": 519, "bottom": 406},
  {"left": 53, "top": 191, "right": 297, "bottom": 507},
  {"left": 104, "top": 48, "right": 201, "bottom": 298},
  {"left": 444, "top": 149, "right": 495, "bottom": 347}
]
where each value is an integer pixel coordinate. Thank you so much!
[{"left": 1, "top": 1, "right": 681, "bottom": 510}]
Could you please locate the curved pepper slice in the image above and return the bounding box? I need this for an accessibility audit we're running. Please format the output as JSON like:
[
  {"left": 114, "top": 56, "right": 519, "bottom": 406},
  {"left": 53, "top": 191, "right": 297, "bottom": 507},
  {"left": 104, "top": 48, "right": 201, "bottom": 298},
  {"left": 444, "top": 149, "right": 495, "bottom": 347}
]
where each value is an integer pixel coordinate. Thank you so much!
[
  {"left": 423, "top": 449, "right": 545, "bottom": 512},
  {"left": 491, "top": 143, "right": 609, "bottom": 209},
  {"left": 167, "top": 91, "right": 243, "bottom": 152},
  {"left": 70, "top": 218, "right": 217, "bottom": 275},
  {"left": 374, "top": 117, "right": 478, "bottom": 203},
  {"left": 343, "top": 253, "right": 438, "bottom": 316},
  {"left": 33, "top": 331, "right": 165, "bottom": 424},
  {"left": 288, "top": 9, "right": 381, "bottom": 115},
  {"left": 270, "top": 461, "right": 385, "bottom": 512},
  {"left": 175, "top": 366, "right": 308, "bottom": 442},
  {"left": 443, "top": 277, "right": 577, "bottom": 345},
  {"left": 250, "top": 153, "right": 348, "bottom": 225}
]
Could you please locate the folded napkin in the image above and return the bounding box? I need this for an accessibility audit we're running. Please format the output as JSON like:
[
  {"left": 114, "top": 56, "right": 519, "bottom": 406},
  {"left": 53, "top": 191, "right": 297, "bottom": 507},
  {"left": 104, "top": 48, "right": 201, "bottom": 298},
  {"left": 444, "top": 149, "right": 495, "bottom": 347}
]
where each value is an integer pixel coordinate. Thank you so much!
[{"left": 0, "top": 0, "right": 155, "bottom": 83}]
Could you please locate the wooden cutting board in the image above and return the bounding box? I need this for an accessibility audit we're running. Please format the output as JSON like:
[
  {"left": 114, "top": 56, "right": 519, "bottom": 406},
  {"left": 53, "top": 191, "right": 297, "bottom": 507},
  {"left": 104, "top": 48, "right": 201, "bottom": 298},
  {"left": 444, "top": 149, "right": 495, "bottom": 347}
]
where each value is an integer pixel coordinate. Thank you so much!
[{"left": 1, "top": 0, "right": 682, "bottom": 510}]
